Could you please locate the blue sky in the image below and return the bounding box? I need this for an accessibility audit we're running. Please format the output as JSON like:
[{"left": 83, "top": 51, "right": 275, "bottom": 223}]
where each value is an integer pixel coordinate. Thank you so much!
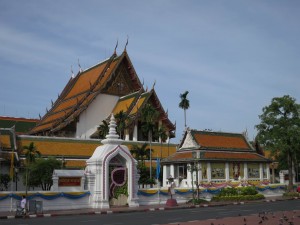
[{"left": 0, "top": 1, "right": 299, "bottom": 142}]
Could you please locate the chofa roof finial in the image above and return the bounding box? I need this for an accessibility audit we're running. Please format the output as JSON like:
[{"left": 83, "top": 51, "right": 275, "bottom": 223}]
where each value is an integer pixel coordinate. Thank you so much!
[
  {"left": 114, "top": 39, "right": 118, "bottom": 55},
  {"left": 78, "top": 59, "right": 82, "bottom": 73},
  {"left": 124, "top": 35, "right": 129, "bottom": 52}
]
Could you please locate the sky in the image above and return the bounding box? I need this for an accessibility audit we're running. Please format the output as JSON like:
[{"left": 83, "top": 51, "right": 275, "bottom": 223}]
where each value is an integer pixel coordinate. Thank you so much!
[{"left": 0, "top": 0, "right": 299, "bottom": 143}]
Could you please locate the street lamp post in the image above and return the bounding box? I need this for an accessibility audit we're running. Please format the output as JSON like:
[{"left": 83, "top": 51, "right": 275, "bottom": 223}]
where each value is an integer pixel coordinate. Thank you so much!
[
  {"left": 192, "top": 151, "right": 200, "bottom": 202},
  {"left": 14, "top": 167, "right": 19, "bottom": 191}
]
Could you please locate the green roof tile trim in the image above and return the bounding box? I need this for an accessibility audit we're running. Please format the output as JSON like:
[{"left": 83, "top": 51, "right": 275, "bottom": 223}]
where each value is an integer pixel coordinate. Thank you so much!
[{"left": 0, "top": 118, "right": 37, "bottom": 133}]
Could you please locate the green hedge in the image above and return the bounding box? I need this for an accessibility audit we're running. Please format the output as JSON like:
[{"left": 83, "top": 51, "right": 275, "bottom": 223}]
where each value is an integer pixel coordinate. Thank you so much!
[
  {"left": 212, "top": 194, "right": 265, "bottom": 202},
  {"left": 211, "top": 187, "right": 263, "bottom": 202},
  {"left": 217, "top": 186, "right": 258, "bottom": 197}
]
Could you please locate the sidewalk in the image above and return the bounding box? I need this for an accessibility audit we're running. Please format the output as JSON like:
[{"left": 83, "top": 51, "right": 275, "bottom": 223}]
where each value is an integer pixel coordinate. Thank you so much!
[{"left": 0, "top": 196, "right": 299, "bottom": 222}]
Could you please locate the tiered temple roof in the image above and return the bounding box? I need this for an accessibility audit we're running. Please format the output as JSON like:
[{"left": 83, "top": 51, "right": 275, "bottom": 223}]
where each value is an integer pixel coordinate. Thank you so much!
[{"left": 29, "top": 50, "right": 175, "bottom": 137}]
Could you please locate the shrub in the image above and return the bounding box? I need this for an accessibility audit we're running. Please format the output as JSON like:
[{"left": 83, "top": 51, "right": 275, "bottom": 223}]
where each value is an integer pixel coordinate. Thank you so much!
[
  {"left": 0, "top": 174, "right": 11, "bottom": 191},
  {"left": 218, "top": 187, "right": 238, "bottom": 196},
  {"left": 240, "top": 186, "right": 258, "bottom": 196},
  {"left": 283, "top": 192, "right": 299, "bottom": 198},
  {"left": 187, "top": 198, "right": 209, "bottom": 205}
]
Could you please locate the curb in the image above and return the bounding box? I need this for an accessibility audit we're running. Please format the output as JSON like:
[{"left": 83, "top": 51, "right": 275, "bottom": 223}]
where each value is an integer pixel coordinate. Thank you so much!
[{"left": 0, "top": 197, "right": 298, "bottom": 220}]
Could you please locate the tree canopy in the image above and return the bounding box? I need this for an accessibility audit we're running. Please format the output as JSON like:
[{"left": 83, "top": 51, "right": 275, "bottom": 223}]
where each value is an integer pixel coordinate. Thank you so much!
[
  {"left": 179, "top": 91, "right": 190, "bottom": 128},
  {"left": 25, "top": 157, "right": 62, "bottom": 190},
  {"left": 255, "top": 95, "right": 300, "bottom": 191}
]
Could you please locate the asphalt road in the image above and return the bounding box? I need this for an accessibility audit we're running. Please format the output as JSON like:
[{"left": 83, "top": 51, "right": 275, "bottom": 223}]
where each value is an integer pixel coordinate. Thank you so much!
[{"left": 3, "top": 200, "right": 300, "bottom": 225}]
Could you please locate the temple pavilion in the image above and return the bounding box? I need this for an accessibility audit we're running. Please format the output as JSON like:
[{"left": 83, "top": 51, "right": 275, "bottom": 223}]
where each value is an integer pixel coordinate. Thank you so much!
[{"left": 162, "top": 128, "right": 271, "bottom": 187}]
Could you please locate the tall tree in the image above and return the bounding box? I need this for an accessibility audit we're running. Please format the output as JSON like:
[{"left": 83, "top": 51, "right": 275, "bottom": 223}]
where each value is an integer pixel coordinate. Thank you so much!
[
  {"left": 131, "top": 143, "right": 154, "bottom": 186},
  {"left": 255, "top": 95, "right": 300, "bottom": 192},
  {"left": 141, "top": 103, "right": 159, "bottom": 180},
  {"left": 23, "top": 142, "right": 41, "bottom": 195},
  {"left": 179, "top": 91, "right": 190, "bottom": 128}
]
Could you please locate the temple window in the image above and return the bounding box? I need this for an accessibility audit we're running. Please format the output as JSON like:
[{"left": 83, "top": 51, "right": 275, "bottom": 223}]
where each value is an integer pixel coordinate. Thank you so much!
[
  {"left": 211, "top": 163, "right": 225, "bottom": 179},
  {"left": 248, "top": 163, "right": 260, "bottom": 179}
]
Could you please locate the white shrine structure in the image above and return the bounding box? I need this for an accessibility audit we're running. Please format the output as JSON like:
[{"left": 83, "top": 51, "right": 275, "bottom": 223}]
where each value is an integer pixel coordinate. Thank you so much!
[{"left": 85, "top": 114, "right": 139, "bottom": 208}]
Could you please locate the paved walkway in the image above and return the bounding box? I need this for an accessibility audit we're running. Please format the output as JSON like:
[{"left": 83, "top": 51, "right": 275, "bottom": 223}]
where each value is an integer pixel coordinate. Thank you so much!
[{"left": 0, "top": 196, "right": 299, "bottom": 225}]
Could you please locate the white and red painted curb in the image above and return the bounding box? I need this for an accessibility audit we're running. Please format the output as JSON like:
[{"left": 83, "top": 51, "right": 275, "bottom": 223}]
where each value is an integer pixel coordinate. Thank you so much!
[{"left": 0, "top": 197, "right": 298, "bottom": 220}]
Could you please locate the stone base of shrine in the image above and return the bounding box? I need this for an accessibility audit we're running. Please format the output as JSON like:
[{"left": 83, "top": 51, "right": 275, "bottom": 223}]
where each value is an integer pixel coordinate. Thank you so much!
[{"left": 166, "top": 198, "right": 178, "bottom": 207}]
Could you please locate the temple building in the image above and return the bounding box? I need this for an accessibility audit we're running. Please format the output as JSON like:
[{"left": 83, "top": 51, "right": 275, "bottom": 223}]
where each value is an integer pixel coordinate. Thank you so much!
[
  {"left": 162, "top": 129, "right": 272, "bottom": 187},
  {"left": 0, "top": 45, "right": 275, "bottom": 194},
  {"left": 29, "top": 48, "right": 175, "bottom": 142},
  {"left": 0, "top": 48, "right": 177, "bottom": 186}
]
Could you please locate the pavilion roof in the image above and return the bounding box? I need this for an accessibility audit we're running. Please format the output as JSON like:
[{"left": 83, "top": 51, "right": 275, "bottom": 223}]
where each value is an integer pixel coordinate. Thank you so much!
[
  {"left": 163, "top": 129, "right": 271, "bottom": 164},
  {"left": 179, "top": 129, "right": 253, "bottom": 152}
]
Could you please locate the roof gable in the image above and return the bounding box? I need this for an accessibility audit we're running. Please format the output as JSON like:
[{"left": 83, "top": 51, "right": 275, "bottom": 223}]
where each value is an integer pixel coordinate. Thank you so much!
[{"left": 180, "top": 129, "right": 200, "bottom": 149}]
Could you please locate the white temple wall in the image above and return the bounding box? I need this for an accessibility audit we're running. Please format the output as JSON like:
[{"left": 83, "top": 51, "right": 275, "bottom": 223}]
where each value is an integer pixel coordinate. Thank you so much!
[{"left": 76, "top": 94, "right": 119, "bottom": 138}]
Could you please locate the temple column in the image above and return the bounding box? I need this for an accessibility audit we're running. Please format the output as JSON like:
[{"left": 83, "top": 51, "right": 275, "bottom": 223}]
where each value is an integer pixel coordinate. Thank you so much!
[
  {"left": 198, "top": 162, "right": 203, "bottom": 182},
  {"left": 259, "top": 163, "right": 263, "bottom": 181},
  {"left": 244, "top": 163, "right": 248, "bottom": 180},
  {"left": 266, "top": 163, "right": 270, "bottom": 181},
  {"left": 125, "top": 129, "right": 130, "bottom": 141},
  {"left": 170, "top": 164, "right": 175, "bottom": 178},
  {"left": 225, "top": 162, "right": 230, "bottom": 182},
  {"left": 163, "top": 165, "right": 168, "bottom": 187},
  {"left": 207, "top": 162, "right": 211, "bottom": 182},
  {"left": 187, "top": 163, "right": 192, "bottom": 187},
  {"left": 133, "top": 124, "right": 138, "bottom": 141}
]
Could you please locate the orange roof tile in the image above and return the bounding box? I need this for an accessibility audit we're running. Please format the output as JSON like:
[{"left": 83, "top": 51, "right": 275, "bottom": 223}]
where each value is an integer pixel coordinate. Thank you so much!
[
  {"left": 113, "top": 96, "right": 135, "bottom": 115},
  {"left": 192, "top": 131, "right": 251, "bottom": 150},
  {"left": 130, "top": 95, "right": 147, "bottom": 115},
  {"left": 30, "top": 54, "right": 121, "bottom": 134}
]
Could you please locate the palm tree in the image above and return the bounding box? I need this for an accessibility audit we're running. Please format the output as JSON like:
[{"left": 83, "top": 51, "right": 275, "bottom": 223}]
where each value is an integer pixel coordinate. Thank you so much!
[
  {"left": 97, "top": 120, "right": 109, "bottom": 139},
  {"left": 157, "top": 126, "right": 167, "bottom": 159},
  {"left": 23, "top": 142, "right": 41, "bottom": 195},
  {"left": 131, "top": 143, "right": 151, "bottom": 167},
  {"left": 141, "top": 103, "right": 159, "bottom": 180},
  {"left": 115, "top": 110, "right": 128, "bottom": 140},
  {"left": 179, "top": 91, "right": 190, "bottom": 128}
]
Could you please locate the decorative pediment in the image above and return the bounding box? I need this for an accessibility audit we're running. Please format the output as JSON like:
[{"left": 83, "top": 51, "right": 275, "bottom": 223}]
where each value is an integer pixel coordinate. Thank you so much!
[
  {"left": 180, "top": 130, "right": 200, "bottom": 150},
  {"left": 106, "top": 66, "right": 133, "bottom": 96}
]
